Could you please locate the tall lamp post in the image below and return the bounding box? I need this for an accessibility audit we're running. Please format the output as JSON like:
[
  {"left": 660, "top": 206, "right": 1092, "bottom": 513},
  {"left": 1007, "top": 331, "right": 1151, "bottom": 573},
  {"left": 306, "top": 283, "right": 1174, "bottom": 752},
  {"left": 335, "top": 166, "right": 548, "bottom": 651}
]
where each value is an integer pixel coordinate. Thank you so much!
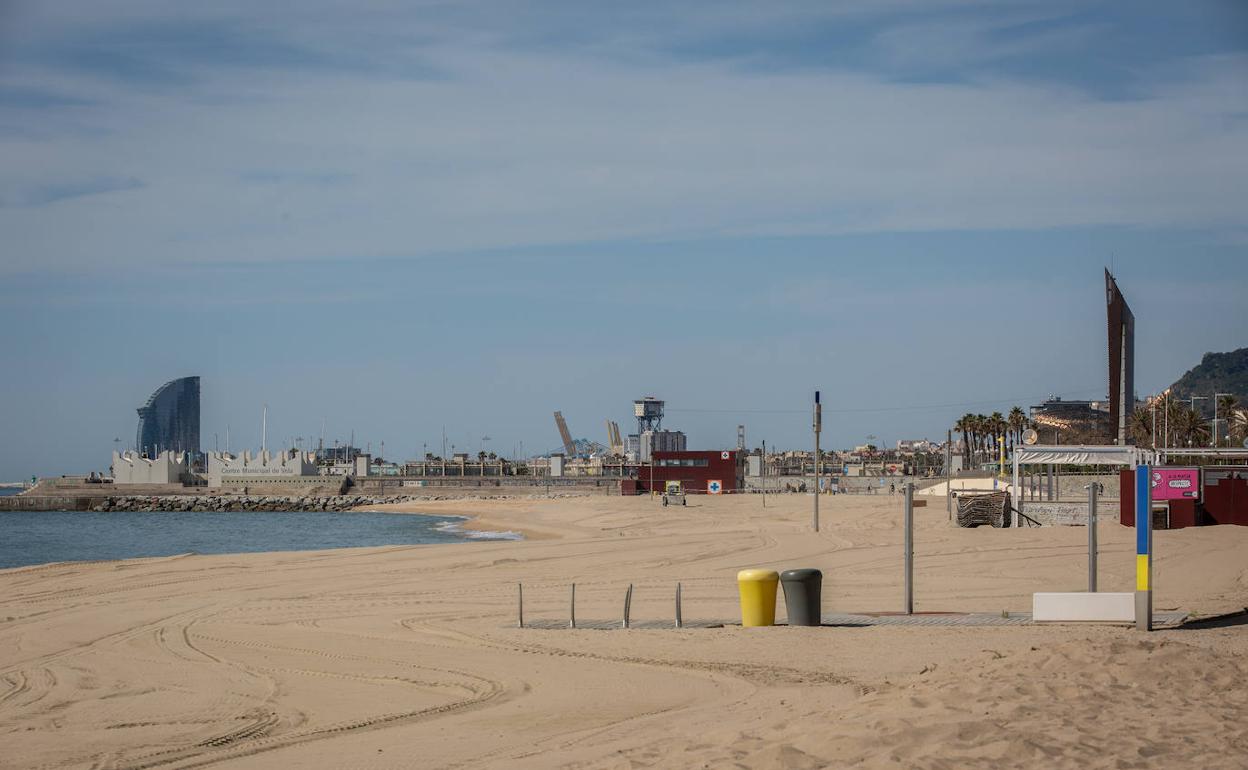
[
  {"left": 1190, "top": 396, "right": 1208, "bottom": 453},
  {"left": 1214, "top": 394, "right": 1233, "bottom": 447},
  {"left": 813, "top": 391, "right": 822, "bottom": 533}
]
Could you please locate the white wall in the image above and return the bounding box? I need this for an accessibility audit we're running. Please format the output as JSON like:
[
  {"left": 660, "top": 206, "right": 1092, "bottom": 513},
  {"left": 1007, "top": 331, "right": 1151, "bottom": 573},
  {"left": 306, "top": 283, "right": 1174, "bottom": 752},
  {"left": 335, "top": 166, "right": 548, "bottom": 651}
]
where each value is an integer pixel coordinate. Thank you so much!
[
  {"left": 207, "top": 450, "right": 319, "bottom": 487},
  {"left": 112, "top": 450, "right": 186, "bottom": 485}
]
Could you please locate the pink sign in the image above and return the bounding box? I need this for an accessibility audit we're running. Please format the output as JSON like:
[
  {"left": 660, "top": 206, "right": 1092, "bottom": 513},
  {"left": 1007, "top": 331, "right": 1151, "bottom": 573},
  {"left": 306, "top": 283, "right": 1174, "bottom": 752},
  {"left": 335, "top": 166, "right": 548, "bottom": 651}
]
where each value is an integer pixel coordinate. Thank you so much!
[{"left": 1150, "top": 468, "right": 1200, "bottom": 501}]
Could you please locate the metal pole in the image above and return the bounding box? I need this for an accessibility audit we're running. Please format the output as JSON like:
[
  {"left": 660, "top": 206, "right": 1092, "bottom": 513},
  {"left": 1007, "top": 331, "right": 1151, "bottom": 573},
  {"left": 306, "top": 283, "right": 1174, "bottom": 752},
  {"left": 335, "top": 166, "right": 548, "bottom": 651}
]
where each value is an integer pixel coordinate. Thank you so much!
[
  {"left": 1087, "top": 483, "right": 1099, "bottom": 592},
  {"left": 1151, "top": 396, "right": 1157, "bottom": 449},
  {"left": 517, "top": 583, "right": 524, "bottom": 628},
  {"left": 945, "top": 429, "right": 952, "bottom": 521},
  {"left": 1134, "top": 464, "right": 1152, "bottom": 631},
  {"left": 998, "top": 436, "right": 1005, "bottom": 486},
  {"left": 904, "top": 481, "right": 914, "bottom": 614},
  {"left": 813, "top": 390, "right": 821, "bottom": 532},
  {"left": 675, "top": 582, "right": 683, "bottom": 629},
  {"left": 1011, "top": 449, "right": 1020, "bottom": 528},
  {"left": 623, "top": 583, "right": 633, "bottom": 629},
  {"left": 570, "top": 583, "right": 576, "bottom": 629},
  {"left": 1214, "top": 393, "right": 1233, "bottom": 447},
  {"left": 761, "top": 440, "right": 766, "bottom": 508}
]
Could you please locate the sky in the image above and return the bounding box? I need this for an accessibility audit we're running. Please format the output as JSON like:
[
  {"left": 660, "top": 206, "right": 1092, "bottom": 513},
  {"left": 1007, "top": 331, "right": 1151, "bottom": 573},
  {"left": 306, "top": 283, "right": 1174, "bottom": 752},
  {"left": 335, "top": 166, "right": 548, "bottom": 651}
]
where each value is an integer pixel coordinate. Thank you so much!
[{"left": 1, "top": 1, "right": 1246, "bottom": 479}]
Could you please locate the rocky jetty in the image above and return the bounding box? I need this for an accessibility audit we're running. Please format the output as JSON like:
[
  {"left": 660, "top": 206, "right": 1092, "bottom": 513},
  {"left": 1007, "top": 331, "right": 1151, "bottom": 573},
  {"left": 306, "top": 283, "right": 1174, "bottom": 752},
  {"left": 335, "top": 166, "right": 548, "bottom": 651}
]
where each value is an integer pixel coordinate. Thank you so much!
[
  {"left": 91, "top": 495, "right": 420, "bottom": 513},
  {"left": 87, "top": 492, "right": 589, "bottom": 513}
]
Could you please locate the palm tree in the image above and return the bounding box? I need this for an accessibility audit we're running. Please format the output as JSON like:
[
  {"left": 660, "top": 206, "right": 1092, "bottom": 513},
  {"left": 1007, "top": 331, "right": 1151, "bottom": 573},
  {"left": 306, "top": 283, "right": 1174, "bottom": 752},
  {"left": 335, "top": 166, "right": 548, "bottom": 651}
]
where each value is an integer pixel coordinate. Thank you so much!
[
  {"left": 1175, "top": 406, "right": 1210, "bottom": 447},
  {"left": 956, "top": 414, "right": 974, "bottom": 466},
  {"left": 1129, "top": 408, "right": 1153, "bottom": 447},
  {"left": 1008, "top": 407, "right": 1027, "bottom": 448},
  {"left": 1217, "top": 395, "right": 1240, "bottom": 446},
  {"left": 1231, "top": 408, "right": 1248, "bottom": 446},
  {"left": 985, "top": 411, "right": 1002, "bottom": 468}
]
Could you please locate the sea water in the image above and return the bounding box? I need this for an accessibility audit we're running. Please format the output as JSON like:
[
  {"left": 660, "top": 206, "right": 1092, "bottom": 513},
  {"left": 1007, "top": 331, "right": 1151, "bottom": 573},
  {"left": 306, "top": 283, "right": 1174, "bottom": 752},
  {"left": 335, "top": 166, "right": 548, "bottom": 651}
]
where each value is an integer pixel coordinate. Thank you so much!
[{"left": 0, "top": 508, "right": 519, "bottom": 570}]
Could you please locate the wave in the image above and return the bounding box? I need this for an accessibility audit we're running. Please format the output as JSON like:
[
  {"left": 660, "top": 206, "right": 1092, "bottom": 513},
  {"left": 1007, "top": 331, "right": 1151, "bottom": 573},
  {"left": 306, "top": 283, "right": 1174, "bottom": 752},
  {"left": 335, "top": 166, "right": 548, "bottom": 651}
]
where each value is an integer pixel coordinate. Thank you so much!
[{"left": 434, "top": 519, "right": 523, "bottom": 541}]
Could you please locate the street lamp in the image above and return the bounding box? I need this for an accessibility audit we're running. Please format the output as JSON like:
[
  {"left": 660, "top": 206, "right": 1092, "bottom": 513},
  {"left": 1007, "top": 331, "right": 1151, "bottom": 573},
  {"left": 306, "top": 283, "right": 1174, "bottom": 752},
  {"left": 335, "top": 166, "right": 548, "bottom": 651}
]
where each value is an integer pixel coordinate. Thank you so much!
[
  {"left": 1214, "top": 393, "right": 1233, "bottom": 447},
  {"left": 1189, "top": 395, "right": 1209, "bottom": 449}
]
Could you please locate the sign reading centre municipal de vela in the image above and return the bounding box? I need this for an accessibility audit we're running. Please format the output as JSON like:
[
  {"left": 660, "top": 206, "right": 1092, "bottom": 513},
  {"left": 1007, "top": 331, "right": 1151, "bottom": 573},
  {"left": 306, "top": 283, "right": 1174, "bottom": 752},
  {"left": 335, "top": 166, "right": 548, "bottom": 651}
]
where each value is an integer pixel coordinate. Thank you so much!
[{"left": 1150, "top": 468, "right": 1200, "bottom": 501}]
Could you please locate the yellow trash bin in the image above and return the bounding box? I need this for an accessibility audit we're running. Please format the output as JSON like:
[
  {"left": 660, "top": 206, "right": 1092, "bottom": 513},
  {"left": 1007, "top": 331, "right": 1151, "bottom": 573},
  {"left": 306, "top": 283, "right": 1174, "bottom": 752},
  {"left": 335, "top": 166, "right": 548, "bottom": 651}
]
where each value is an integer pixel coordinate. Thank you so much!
[{"left": 737, "top": 569, "right": 779, "bottom": 627}]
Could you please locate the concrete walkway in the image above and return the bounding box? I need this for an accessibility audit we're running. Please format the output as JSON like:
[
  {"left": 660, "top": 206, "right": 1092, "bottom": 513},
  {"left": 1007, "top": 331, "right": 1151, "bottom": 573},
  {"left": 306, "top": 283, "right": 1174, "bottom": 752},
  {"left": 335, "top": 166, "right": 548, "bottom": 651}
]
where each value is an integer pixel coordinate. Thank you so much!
[{"left": 520, "top": 610, "right": 1189, "bottom": 630}]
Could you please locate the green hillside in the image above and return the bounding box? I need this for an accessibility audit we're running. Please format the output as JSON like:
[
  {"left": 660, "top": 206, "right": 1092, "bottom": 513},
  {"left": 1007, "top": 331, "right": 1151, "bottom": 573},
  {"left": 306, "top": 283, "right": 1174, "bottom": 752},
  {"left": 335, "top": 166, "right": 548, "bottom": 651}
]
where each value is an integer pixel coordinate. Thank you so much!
[{"left": 1168, "top": 347, "right": 1248, "bottom": 407}]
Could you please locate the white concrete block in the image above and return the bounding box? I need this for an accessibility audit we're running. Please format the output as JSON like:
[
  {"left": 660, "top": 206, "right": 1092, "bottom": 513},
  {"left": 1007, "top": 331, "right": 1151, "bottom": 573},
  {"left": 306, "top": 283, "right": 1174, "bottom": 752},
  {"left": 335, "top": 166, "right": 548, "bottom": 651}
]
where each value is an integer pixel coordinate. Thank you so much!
[{"left": 1033, "top": 592, "right": 1134, "bottom": 622}]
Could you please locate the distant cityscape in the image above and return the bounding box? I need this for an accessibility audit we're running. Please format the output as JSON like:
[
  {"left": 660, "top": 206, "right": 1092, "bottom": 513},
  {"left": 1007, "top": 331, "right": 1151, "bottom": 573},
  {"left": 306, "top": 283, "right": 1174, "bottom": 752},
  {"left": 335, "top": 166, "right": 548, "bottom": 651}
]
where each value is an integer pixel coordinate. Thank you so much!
[{"left": 16, "top": 269, "right": 1246, "bottom": 499}]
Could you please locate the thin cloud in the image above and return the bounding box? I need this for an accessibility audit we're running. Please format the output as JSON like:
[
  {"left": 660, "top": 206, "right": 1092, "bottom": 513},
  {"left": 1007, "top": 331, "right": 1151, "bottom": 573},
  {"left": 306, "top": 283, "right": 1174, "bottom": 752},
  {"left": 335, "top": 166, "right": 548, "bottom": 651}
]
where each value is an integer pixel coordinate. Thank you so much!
[{"left": 0, "top": 175, "right": 144, "bottom": 208}]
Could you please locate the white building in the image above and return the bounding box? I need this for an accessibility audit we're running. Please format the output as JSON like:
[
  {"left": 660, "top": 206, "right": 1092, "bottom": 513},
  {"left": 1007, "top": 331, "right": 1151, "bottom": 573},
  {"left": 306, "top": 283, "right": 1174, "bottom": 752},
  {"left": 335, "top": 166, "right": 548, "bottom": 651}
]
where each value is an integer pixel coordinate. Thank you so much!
[
  {"left": 207, "top": 450, "right": 320, "bottom": 487},
  {"left": 111, "top": 450, "right": 190, "bottom": 485}
]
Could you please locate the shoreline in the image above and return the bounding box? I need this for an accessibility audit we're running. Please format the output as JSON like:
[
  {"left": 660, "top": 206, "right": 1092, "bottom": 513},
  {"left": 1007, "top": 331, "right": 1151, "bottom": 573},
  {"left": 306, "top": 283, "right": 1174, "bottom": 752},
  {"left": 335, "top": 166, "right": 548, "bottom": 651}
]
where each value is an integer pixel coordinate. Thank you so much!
[{"left": 358, "top": 497, "right": 579, "bottom": 541}]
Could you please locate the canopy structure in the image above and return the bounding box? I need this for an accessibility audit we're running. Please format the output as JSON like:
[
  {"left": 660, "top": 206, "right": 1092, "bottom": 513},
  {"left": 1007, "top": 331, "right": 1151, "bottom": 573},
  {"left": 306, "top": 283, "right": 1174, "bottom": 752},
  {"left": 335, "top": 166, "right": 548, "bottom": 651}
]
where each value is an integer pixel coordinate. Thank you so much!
[
  {"left": 1013, "top": 445, "right": 1151, "bottom": 467},
  {"left": 1011, "top": 445, "right": 1156, "bottom": 527}
]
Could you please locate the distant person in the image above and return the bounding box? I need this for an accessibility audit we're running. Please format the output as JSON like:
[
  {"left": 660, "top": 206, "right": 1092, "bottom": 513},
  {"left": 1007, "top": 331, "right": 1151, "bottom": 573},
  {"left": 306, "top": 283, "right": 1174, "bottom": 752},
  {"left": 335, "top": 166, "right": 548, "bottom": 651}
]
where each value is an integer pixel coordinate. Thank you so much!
[{"left": 890, "top": 483, "right": 895, "bottom": 495}]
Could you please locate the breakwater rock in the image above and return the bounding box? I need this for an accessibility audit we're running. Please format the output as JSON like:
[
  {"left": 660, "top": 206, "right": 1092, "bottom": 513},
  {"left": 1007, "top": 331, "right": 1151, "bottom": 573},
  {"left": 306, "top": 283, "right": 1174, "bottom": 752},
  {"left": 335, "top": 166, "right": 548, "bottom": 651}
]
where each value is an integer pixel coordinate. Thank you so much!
[
  {"left": 91, "top": 495, "right": 423, "bottom": 513},
  {"left": 86, "top": 492, "right": 590, "bottom": 513}
]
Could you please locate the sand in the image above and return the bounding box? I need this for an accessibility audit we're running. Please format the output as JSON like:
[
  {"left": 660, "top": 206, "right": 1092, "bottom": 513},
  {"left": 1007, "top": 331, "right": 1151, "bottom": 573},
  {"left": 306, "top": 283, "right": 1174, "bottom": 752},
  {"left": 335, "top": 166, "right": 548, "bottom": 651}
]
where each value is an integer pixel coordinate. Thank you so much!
[{"left": 1, "top": 492, "right": 1246, "bottom": 769}]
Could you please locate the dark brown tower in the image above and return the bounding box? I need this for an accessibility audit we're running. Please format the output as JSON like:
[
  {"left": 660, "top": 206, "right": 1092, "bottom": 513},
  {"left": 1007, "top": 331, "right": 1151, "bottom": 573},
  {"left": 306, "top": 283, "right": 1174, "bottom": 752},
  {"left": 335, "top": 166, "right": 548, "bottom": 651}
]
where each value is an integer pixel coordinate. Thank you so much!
[{"left": 1106, "top": 270, "right": 1135, "bottom": 445}]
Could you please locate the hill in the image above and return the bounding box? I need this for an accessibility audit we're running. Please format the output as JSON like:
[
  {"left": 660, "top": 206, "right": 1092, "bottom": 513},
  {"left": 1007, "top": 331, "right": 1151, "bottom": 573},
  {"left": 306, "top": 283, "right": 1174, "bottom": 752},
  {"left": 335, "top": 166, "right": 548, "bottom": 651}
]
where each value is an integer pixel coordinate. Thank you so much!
[{"left": 1168, "top": 347, "right": 1248, "bottom": 408}]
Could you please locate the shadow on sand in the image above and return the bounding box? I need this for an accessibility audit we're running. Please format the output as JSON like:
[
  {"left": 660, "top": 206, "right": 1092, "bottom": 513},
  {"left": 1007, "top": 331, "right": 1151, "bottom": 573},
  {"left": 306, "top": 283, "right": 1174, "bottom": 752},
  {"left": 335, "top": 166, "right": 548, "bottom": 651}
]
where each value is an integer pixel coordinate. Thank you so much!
[{"left": 1178, "top": 609, "right": 1248, "bottom": 630}]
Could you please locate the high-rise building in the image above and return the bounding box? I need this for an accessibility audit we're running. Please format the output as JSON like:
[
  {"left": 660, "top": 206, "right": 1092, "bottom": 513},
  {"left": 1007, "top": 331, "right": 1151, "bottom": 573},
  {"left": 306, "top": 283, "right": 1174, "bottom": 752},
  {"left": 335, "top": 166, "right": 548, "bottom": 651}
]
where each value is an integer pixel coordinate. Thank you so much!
[
  {"left": 136, "top": 376, "right": 200, "bottom": 456},
  {"left": 640, "top": 429, "right": 686, "bottom": 462},
  {"left": 1106, "top": 270, "right": 1135, "bottom": 445}
]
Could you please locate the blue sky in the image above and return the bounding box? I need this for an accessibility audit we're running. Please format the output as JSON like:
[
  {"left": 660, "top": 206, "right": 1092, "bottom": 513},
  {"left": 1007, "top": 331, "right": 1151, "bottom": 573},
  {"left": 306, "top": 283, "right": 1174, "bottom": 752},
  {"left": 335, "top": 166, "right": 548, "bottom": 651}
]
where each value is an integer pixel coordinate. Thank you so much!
[{"left": 1, "top": 1, "right": 1246, "bottom": 478}]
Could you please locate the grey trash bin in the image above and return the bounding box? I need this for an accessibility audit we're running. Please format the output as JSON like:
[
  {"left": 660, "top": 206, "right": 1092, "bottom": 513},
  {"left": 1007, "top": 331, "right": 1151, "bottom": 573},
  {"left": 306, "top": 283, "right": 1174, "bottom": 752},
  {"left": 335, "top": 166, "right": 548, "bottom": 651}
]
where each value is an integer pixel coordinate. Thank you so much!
[{"left": 780, "top": 568, "right": 822, "bottom": 626}]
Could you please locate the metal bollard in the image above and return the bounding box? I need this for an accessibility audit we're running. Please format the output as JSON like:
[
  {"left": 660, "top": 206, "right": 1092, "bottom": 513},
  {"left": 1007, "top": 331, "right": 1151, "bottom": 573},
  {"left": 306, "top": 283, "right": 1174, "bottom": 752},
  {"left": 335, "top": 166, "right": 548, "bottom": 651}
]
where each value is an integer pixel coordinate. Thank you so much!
[
  {"left": 904, "top": 483, "right": 914, "bottom": 614},
  {"left": 1086, "top": 483, "right": 1100, "bottom": 593}
]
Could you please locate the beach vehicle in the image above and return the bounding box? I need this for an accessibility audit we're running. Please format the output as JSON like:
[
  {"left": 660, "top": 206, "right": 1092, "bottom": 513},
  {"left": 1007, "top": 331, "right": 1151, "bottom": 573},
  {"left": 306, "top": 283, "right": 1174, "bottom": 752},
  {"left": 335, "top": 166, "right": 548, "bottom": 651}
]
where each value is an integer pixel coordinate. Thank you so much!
[
  {"left": 661, "top": 491, "right": 686, "bottom": 506},
  {"left": 662, "top": 481, "right": 686, "bottom": 507}
]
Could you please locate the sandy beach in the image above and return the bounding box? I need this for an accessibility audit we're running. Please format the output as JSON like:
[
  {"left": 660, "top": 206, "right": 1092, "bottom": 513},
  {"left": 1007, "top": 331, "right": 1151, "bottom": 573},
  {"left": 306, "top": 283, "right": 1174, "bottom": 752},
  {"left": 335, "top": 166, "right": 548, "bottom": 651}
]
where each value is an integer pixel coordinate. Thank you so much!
[{"left": 2, "top": 493, "right": 1246, "bottom": 769}]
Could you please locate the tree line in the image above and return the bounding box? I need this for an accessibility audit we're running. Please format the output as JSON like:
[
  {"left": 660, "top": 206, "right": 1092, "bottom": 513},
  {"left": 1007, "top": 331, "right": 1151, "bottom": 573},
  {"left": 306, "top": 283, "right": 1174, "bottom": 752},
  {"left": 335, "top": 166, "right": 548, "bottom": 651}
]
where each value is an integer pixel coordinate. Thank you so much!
[
  {"left": 955, "top": 396, "right": 1248, "bottom": 464},
  {"left": 1130, "top": 393, "right": 1247, "bottom": 448},
  {"left": 955, "top": 407, "right": 1030, "bottom": 467}
]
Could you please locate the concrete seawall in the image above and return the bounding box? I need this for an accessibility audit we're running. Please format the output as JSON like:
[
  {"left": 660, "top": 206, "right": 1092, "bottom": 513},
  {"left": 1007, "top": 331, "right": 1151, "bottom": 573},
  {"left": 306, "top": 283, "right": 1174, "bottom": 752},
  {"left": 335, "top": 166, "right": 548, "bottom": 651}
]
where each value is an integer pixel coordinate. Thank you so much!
[{"left": 0, "top": 495, "right": 94, "bottom": 511}]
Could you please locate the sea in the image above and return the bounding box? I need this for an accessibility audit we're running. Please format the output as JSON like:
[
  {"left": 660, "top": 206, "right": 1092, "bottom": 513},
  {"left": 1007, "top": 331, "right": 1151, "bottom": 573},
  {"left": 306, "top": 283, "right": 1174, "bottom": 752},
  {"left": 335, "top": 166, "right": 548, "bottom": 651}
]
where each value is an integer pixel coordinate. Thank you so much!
[{"left": 0, "top": 504, "right": 520, "bottom": 570}]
